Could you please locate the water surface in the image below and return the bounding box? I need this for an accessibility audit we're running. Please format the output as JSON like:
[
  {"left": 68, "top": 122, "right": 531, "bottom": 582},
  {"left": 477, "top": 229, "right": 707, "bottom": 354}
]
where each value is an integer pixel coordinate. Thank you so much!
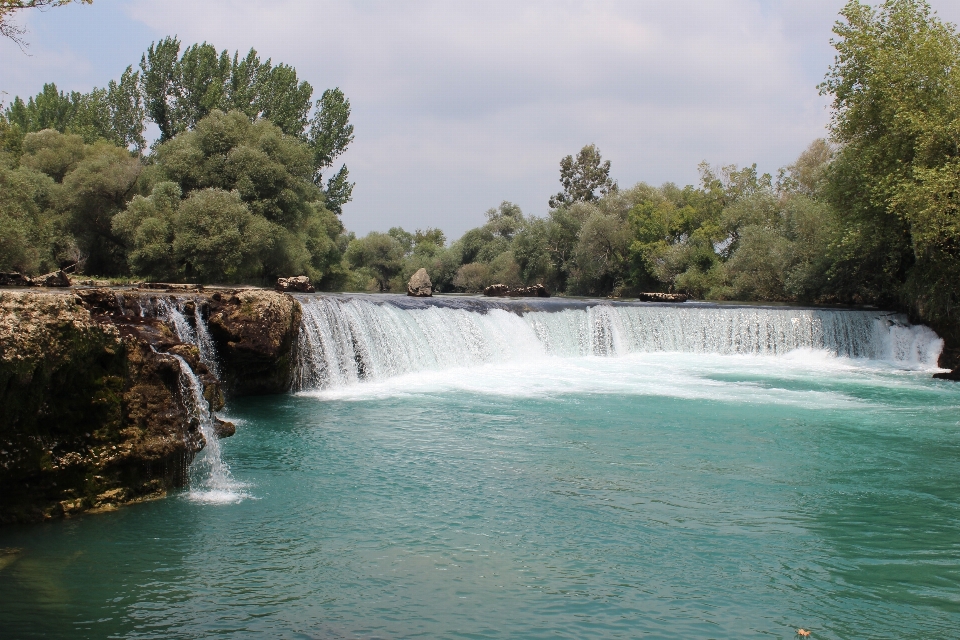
[{"left": 1, "top": 350, "right": 958, "bottom": 639}]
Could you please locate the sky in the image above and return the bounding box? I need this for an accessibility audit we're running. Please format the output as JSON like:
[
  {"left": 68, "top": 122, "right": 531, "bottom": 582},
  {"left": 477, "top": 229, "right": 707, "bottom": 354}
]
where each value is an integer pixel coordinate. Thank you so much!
[{"left": 3, "top": 0, "right": 960, "bottom": 240}]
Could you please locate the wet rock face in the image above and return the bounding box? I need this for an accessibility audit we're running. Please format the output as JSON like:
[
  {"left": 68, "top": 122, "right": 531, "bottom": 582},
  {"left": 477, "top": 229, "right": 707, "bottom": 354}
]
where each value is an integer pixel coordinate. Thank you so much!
[
  {"left": 0, "top": 291, "right": 215, "bottom": 524},
  {"left": 407, "top": 269, "right": 433, "bottom": 297},
  {"left": 206, "top": 290, "right": 301, "bottom": 395}
]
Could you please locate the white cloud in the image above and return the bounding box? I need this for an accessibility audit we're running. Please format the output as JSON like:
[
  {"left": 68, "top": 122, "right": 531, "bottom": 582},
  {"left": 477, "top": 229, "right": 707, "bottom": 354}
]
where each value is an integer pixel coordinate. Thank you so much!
[{"left": 12, "top": 0, "right": 960, "bottom": 237}]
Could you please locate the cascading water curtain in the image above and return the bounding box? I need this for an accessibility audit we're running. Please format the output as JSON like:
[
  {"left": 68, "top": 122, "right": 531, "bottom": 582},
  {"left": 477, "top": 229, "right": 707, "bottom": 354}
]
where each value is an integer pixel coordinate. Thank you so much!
[{"left": 292, "top": 297, "right": 944, "bottom": 392}]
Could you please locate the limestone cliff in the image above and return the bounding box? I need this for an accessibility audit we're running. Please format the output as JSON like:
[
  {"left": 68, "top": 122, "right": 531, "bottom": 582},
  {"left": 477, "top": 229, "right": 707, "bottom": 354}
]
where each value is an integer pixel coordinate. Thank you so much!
[
  {"left": 0, "top": 291, "right": 222, "bottom": 523},
  {"left": 0, "top": 287, "right": 303, "bottom": 523}
]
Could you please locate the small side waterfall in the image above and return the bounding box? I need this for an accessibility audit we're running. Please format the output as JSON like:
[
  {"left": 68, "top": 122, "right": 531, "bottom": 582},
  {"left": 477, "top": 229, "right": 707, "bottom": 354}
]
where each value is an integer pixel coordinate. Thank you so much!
[
  {"left": 293, "top": 296, "right": 944, "bottom": 391},
  {"left": 171, "top": 354, "right": 240, "bottom": 502},
  {"left": 134, "top": 295, "right": 236, "bottom": 500},
  {"left": 153, "top": 298, "right": 221, "bottom": 378}
]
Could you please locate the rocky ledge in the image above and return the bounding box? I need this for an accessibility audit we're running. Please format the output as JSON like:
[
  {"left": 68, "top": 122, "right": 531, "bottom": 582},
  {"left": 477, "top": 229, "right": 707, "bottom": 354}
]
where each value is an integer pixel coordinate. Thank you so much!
[
  {"left": 483, "top": 283, "right": 549, "bottom": 297},
  {"left": 0, "top": 287, "right": 298, "bottom": 524}
]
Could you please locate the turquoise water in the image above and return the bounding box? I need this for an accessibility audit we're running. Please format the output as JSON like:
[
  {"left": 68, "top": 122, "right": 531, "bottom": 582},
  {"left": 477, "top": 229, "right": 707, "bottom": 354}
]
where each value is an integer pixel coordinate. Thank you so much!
[{"left": 1, "top": 351, "right": 960, "bottom": 638}]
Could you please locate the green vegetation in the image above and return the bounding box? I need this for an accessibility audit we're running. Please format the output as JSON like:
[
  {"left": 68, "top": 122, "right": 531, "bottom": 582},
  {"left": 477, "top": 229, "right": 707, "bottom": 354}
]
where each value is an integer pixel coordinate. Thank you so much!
[
  {"left": 1, "top": 0, "right": 959, "bottom": 346},
  {"left": 1, "top": 37, "right": 353, "bottom": 286}
]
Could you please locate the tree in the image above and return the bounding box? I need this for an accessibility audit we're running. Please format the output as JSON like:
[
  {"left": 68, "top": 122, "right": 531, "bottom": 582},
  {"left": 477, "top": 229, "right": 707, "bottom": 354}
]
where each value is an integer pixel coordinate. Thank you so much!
[
  {"left": 820, "top": 0, "right": 960, "bottom": 335},
  {"left": 0, "top": 162, "right": 61, "bottom": 273},
  {"left": 5, "top": 73, "right": 145, "bottom": 151},
  {"left": 548, "top": 144, "right": 617, "bottom": 209},
  {"left": 0, "top": 0, "right": 91, "bottom": 47},
  {"left": 345, "top": 232, "right": 405, "bottom": 291},
  {"left": 139, "top": 38, "right": 354, "bottom": 212},
  {"left": 152, "top": 110, "right": 318, "bottom": 228}
]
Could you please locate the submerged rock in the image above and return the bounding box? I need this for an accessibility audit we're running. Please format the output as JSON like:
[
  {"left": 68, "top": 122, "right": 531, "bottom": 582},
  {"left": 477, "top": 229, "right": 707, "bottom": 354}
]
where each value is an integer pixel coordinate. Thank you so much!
[
  {"left": 407, "top": 268, "right": 433, "bottom": 297},
  {"left": 483, "top": 283, "right": 549, "bottom": 297},
  {"left": 276, "top": 275, "right": 315, "bottom": 293}
]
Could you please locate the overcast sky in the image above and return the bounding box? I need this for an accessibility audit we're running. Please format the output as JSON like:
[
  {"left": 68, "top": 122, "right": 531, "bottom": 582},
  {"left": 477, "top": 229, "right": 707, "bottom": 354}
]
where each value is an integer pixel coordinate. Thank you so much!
[{"left": 3, "top": 0, "right": 960, "bottom": 239}]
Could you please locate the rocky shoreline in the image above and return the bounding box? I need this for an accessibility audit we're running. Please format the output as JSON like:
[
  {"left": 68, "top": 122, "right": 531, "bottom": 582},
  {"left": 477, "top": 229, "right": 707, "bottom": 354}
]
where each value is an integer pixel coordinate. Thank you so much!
[{"left": 0, "top": 287, "right": 295, "bottom": 524}]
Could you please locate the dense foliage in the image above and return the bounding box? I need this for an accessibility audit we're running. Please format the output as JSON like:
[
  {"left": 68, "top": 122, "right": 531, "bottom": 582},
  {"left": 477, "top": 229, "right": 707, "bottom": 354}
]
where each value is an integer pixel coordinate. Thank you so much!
[
  {"left": 1, "top": 38, "right": 353, "bottom": 285},
  {"left": 2, "top": 0, "right": 959, "bottom": 348}
]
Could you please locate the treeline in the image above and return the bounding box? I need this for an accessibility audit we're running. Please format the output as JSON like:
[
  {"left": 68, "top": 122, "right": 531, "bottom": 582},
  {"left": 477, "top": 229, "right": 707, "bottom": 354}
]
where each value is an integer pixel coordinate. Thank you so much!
[
  {"left": 0, "top": 36, "right": 355, "bottom": 285},
  {"left": 344, "top": 0, "right": 960, "bottom": 349},
  {"left": 1, "top": 1, "right": 959, "bottom": 348}
]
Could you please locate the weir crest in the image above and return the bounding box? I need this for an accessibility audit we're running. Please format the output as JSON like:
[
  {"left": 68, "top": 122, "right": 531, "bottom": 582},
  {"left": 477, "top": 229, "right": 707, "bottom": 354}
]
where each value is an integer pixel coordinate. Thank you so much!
[{"left": 292, "top": 295, "right": 944, "bottom": 391}]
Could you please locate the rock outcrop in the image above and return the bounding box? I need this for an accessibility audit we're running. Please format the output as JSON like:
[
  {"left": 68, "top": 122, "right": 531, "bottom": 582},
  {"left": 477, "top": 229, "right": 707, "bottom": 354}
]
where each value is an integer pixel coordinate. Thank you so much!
[
  {"left": 33, "top": 270, "right": 72, "bottom": 287},
  {"left": 276, "top": 275, "right": 315, "bottom": 293},
  {"left": 205, "top": 289, "right": 302, "bottom": 395},
  {"left": 407, "top": 269, "right": 433, "bottom": 297},
  {"left": 0, "top": 290, "right": 224, "bottom": 524},
  {"left": 637, "top": 292, "right": 689, "bottom": 303},
  {"left": 483, "top": 283, "right": 549, "bottom": 297},
  {"left": 0, "top": 270, "right": 71, "bottom": 287}
]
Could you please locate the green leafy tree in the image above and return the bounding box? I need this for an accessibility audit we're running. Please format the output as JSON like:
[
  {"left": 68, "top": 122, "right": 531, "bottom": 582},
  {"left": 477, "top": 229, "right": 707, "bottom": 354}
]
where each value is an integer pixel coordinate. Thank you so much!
[
  {"left": 15, "top": 129, "right": 140, "bottom": 275},
  {"left": 345, "top": 232, "right": 405, "bottom": 291},
  {"left": 548, "top": 144, "right": 617, "bottom": 209},
  {"left": 5, "top": 73, "right": 145, "bottom": 151},
  {"left": 152, "top": 109, "right": 318, "bottom": 228},
  {"left": 172, "top": 188, "right": 273, "bottom": 282},
  {"left": 0, "top": 162, "right": 61, "bottom": 273},
  {"left": 821, "top": 0, "right": 960, "bottom": 336},
  {"left": 139, "top": 38, "right": 354, "bottom": 211}
]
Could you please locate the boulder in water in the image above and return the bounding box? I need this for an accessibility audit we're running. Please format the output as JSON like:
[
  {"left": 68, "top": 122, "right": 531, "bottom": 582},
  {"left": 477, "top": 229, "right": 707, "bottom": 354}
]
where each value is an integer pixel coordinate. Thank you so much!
[
  {"left": 275, "top": 275, "right": 315, "bottom": 293},
  {"left": 407, "top": 268, "right": 433, "bottom": 297},
  {"left": 637, "top": 292, "right": 688, "bottom": 303},
  {"left": 213, "top": 417, "right": 236, "bottom": 438}
]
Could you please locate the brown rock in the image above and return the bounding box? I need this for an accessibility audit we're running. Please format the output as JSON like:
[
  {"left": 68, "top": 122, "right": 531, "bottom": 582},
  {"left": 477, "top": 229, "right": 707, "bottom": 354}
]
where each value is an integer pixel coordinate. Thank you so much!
[
  {"left": 206, "top": 289, "right": 301, "bottom": 395},
  {"left": 933, "top": 369, "right": 960, "bottom": 381},
  {"left": 0, "top": 290, "right": 212, "bottom": 524},
  {"left": 483, "top": 283, "right": 549, "bottom": 297},
  {"left": 34, "top": 270, "right": 71, "bottom": 287},
  {"left": 275, "top": 275, "right": 315, "bottom": 293},
  {"left": 0, "top": 273, "right": 33, "bottom": 287},
  {"left": 214, "top": 418, "right": 236, "bottom": 438},
  {"left": 407, "top": 268, "right": 433, "bottom": 297},
  {"left": 637, "top": 292, "right": 689, "bottom": 303},
  {"left": 142, "top": 283, "right": 203, "bottom": 291},
  {"left": 483, "top": 284, "right": 511, "bottom": 297}
]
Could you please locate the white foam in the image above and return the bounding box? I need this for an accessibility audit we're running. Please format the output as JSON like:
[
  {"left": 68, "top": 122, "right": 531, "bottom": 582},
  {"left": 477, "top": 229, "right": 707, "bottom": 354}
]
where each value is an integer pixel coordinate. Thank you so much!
[
  {"left": 293, "top": 297, "right": 945, "bottom": 395},
  {"left": 298, "top": 351, "right": 906, "bottom": 411}
]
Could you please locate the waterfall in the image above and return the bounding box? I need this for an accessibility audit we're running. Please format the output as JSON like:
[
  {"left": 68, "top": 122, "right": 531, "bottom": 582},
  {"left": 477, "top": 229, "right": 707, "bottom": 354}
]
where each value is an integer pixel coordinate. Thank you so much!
[
  {"left": 153, "top": 298, "right": 221, "bottom": 378},
  {"left": 171, "top": 354, "right": 241, "bottom": 502},
  {"left": 293, "top": 295, "right": 944, "bottom": 391}
]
